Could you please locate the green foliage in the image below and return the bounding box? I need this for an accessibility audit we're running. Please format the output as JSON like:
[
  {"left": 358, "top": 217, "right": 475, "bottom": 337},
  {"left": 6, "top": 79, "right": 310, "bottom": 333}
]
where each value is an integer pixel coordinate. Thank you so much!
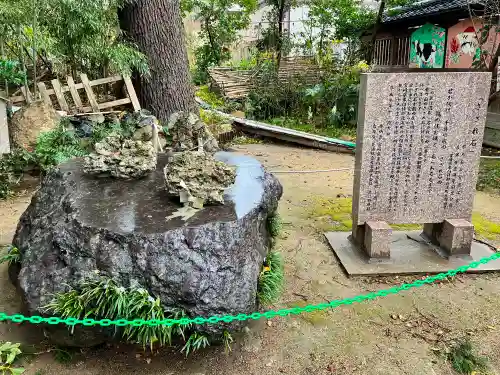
[
  {"left": 267, "top": 213, "right": 283, "bottom": 238},
  {"left": 52, "top": 348, "right": 73, "bottom": 364},
  {"left": 34, "top": 120, "right": 87, "bottom": 171},
  {"left": 0, "top": 149, "right": 34, "bottom": 199},
  {"left": 44, "top": 276, "right": 212, "bottom": 353},
  {"left": 0, "top": 246, "right": 21, "bottom": 265},
  {"left": 256, "top": 0, "right": 295, "bottom": 57},
  {"left": 222, "top": 331, "right": 233, "bottom": 353},
  {"left": 300, "top": 0, "right": 374, "bottom": 59},
  {"left": 0, "top": 60, "right": 26, "bottom": 86},
  {"left": 246, "top": 58, "right": 368, "bottom": 131},
  {"left": 0, "top": 0, "right": 148, "bottom": 79},
  {"left": 0, "top": 341, "right": 25, "bottom": 375},
  {"left": 477, "top": 158, "right": 500, "bottom": 194},
  {"left": 257, "top": 251, "right": 284, "bottom": 305},
  {"left": 447, "top": 339, "right": 488, "bottom": 374},
  {"left": 181, "top": 332, "right": 210, "bottom": 356},
  {"left": 196, "top": 86, "right": 225, "bottom": 108},
  {"left": 183, "top": 0, "right": 257, "bottom": 84},
  {"left": 266, "top": 117, "right": 356, "bottom": 140}
]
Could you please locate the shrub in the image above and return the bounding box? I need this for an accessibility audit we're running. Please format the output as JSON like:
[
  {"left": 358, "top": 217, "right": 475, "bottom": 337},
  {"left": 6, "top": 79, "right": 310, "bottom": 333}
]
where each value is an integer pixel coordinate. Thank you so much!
[
  {"left": 34, "top": 120, "right": 87, "bottom": 171},
  {"left": 0, "top": 149, "right": 34, "bottom": 199},
  {"left": 0, "top": 341, "right": 24, "bottom": 375}
]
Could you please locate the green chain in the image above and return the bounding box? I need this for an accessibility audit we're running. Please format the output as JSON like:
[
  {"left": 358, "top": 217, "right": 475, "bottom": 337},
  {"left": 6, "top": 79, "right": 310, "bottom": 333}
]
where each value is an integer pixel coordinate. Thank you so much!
[{"left": 0, "top": 252, "right": 498, "bottom": 328}]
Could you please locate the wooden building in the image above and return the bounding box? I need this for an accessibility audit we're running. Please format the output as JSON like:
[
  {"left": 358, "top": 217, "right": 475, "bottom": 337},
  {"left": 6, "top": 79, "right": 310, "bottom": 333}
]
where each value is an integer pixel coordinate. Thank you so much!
[{"left": 366, "top": 0, "right": 488, "bottom": 69}]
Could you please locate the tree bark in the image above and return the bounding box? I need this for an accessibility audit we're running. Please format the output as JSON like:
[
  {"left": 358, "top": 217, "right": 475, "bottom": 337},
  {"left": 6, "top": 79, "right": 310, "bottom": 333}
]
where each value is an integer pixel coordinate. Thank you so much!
[
  {"left": 119, "top": 0, "right": 196, "bottom": 122},
  {"left": 366, "top": 0, "right": 385, "bottom": 65},
  {"left": 276, "top": 0, "right": 287, "bottom": 68}
]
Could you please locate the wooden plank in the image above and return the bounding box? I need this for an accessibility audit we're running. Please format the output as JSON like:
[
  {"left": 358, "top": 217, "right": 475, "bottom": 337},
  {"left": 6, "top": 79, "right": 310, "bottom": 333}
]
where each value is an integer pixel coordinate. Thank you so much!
[
  {"left": 20, "top": 86, "right": 32, "bottom": 104},
  {"left": 98, "top": 98, "right": 131, "bottom": 110},
  {"left": 66, "top": 76, "right": 83, "bottom": 109},
  {"left": 0, "top": 99, "right": 10, "bottom": 154},
  {"left": 80, "top": 73, "right": 100, "bottom": 112},
  {"left": 90, "top": 75, "right": 123, "bottom": 86},
  {"left": 194, "top": 97, "right": 355, "bottom": 154},
  {"left": 123, "top": 76, "right": 141, "bottom": 112},
  {"left": 51, "top": 79, "right": 69, "bottom": 112},
  {"left": 37, "top": 82, "right": 52, "bottom": 106}
]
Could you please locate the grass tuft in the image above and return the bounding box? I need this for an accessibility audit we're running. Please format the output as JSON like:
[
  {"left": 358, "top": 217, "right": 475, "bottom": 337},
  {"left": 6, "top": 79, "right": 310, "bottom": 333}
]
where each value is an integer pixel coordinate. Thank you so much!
[
  {"left": 0, "top": 246, "right": 21, "bottom": 265},
  {"left": 447, "top": 339, "right": 488, "bottom": 374},
  {"left": 257, "top": 251, "right": 284, "bottom": 305},
  {"left": 181, "top": 332, "right": 209, "bottom": 357},
  {"left": 267, "top": 213, "right": 283, "bottom": 238},
  {"left": 44, "top": 276, "right": 203, "bottom": 353}
]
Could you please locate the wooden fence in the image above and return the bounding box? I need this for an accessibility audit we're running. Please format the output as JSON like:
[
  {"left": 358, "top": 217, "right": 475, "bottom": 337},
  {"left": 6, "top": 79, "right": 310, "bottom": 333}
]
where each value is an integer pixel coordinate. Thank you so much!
[
  {"left": 209, "top": 56, "right": 321, "bottom": 100},
  {"left": 9, "top": 74, "right": 141, "bottom": 114}
]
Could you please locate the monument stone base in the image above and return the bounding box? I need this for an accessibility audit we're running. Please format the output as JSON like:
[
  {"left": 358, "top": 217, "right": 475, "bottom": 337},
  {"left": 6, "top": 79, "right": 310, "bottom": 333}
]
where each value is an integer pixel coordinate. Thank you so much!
[{"left": 324, "top": 230, "right": 500, "bottom": 276}]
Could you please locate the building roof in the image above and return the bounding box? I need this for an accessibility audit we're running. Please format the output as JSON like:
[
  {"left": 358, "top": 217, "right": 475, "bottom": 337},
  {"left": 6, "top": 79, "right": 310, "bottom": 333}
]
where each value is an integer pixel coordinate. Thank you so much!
[{"left": 383, "top": 0, "right": 484, "bottom": 23}]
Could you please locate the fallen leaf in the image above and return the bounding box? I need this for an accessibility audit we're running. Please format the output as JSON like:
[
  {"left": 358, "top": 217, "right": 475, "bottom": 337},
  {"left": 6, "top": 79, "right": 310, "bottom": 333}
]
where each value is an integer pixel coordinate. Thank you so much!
[{"left": 146, "top": 358, "right": 151, "bottom": 364}]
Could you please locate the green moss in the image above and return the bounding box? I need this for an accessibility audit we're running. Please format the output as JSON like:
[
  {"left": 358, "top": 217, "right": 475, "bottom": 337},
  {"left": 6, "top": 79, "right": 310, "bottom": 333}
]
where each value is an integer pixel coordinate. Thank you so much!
[
  {"left": 309, "top": 196, "right": 353, "bottom": 232},
  {"left": 391, "top": 223, "right": 422, "bottom": 231},
  {"left": 477, "top": 158, "right": 500, "bottom": 194},
  {"left": 472, "top": 212, "right": 500, "bottom": 242},
  {"left": 286, "top": 300, "right": 330, "bottom": 326},
  {"left": 309, "top": 197, "right": 500, "bottom": 244}
]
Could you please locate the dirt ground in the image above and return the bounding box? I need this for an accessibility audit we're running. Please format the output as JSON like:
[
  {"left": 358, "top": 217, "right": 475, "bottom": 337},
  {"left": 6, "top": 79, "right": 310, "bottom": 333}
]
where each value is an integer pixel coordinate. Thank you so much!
[{"left": 1, "top": 143, "right": 500, "bottom": 375}]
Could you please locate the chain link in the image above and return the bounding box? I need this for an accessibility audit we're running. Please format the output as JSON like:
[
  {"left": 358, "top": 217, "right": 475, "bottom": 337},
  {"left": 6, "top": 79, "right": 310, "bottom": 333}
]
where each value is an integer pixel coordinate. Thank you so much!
[{"left": 0, "top": 252, "right": 498, "bottom": 328}]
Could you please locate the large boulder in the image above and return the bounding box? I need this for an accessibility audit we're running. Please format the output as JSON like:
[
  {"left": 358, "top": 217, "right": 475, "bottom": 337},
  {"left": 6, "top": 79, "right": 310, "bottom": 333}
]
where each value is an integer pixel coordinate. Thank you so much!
[
  {"left": 9, "top": 101, "right": 60, "bottom": 149},
  {"left": 11, "top": 152, "right": 282, "bottom": 347}
]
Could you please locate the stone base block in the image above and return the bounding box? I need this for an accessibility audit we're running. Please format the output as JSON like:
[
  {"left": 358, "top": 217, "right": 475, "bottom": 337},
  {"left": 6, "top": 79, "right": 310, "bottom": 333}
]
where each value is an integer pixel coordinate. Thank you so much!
[
  {"left": 364, "top": 221, "right": 392, "bottom": 259},
  {"left": 423, "top": 219, "right": 473, "bottom": 256}
]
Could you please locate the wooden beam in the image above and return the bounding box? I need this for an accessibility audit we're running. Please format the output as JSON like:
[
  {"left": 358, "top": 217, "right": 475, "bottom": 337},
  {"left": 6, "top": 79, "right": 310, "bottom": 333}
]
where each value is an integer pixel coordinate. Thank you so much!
[
  {"left": 37, "top": 82, "right": 51, "bottom": 106},
  {"left": 80, "top": 73, "right": 100, "bottom": 112},
  {"left": 66, "top": 76, "right": 83, "bottom": 109},
  {"left": 20, "top": 86, "right": 32, "bottom": 104},
  {"left": 123, "top": 76, "right": 141, "bottom": 112},
  {"left": 98, "top": 98, "right": 131, "bottom": 110},
  {"left": 51, "top": 79, "right": 69, "bottom": 112}
]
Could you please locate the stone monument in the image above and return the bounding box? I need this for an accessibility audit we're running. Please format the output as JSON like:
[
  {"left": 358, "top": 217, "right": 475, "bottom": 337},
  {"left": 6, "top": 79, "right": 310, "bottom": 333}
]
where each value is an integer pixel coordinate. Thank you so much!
[{"left": 326, "top": 71, "right": 500, "bottom": 275}]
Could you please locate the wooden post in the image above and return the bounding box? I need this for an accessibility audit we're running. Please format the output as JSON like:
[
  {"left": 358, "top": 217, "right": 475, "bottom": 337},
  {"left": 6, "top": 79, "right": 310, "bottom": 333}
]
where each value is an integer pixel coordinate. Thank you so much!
[
  {"left": 0, "top": 98, "right": 10, "bottom": 154},
  {"left": 123, "top": 76, "right": 141, "bottom": 112},
  {"left": 20, "top": 86, "right": 33, "bottom": 104},
  {"left": 37, "top": 82, "right": 51, "bottom": 106},
  {"left": 32, "top": 0, "right": 37, "bottom": 97},
  {"left": 66, "top": 76, "right": 83, "bottom": 110},
  {"left": 80, "top": 73, "right": 100, "bottom": 112},
  {"left": 51, "top": 79, "right": 69, "bottom": 112}
]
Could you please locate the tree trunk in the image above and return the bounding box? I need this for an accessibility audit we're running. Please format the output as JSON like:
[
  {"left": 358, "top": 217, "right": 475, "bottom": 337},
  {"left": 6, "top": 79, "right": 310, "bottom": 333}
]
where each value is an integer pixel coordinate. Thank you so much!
[
  {"left": 366, "top": 0, "right": 386, "bottom": 65},
  {"left": 119, "top": 0, "right": 195, "bottom": 122},
  {"left": 276, "top": 1, "right": 287, "bottom": 68}
]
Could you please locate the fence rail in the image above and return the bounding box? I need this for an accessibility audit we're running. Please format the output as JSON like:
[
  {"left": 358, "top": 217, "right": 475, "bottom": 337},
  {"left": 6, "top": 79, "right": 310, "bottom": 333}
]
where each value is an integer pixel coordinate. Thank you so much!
[{"left": 10, "top": 74, "right": 141, "bottom": 114}]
